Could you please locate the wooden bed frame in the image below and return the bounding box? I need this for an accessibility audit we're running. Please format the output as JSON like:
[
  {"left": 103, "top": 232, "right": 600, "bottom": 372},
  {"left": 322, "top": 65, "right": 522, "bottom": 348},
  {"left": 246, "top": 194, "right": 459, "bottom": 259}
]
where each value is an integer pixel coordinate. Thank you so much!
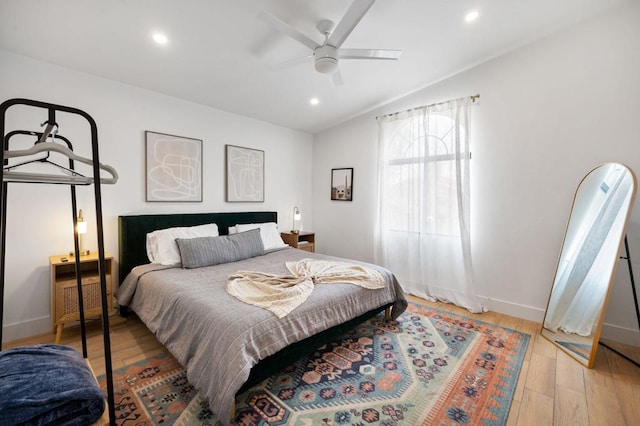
[{"left": 117, "top": 211, "right": 392, "bottom": 392}]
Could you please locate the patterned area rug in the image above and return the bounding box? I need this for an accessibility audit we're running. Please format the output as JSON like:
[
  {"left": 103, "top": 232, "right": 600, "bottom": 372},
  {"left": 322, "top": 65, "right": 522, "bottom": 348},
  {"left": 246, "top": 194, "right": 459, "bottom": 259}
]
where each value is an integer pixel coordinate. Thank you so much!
[{"left": 99, "top": 303, "right": 530, "bottom": 425}]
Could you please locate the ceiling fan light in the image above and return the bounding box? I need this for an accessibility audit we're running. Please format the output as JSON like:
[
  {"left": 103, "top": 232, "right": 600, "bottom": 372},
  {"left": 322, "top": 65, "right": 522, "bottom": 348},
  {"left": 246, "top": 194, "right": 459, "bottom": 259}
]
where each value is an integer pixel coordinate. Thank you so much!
[
  {"left": 315, "top": 45, "right": 339, "bottom": 74},
  {"left": 315, "top": 57, "right": 338, "bottom": 74}
]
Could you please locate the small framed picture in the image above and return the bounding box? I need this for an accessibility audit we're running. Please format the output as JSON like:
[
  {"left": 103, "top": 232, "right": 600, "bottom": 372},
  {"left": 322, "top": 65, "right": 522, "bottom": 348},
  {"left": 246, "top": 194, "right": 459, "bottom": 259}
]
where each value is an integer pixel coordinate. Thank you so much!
[{"left": 331, "top": 168, "right": 353, "bottom": 201}]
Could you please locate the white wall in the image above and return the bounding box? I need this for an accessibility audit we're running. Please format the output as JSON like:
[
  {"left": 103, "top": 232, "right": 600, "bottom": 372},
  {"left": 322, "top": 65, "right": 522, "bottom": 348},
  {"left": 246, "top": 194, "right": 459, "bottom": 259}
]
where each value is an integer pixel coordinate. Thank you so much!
[
  {"left": 313, "top": 1, "right": 640, "bottom": 343},
  {"left": 0, "top": 50, "right": 313, "bottom": 341}
]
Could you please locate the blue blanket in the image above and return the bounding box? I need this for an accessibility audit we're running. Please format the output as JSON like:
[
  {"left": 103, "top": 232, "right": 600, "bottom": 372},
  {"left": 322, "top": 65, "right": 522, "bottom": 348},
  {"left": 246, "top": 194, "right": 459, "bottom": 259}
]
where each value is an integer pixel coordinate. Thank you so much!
[{"left": 0, "top": 344, "right": 105, "bottom": 426}]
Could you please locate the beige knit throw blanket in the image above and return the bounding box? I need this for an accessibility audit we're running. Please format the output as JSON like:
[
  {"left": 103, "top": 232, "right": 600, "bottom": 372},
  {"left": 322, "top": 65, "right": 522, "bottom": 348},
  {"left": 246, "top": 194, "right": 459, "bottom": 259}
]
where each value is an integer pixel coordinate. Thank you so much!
[{"left": 226, "top": 258, "right": 386, "bottom": 318}]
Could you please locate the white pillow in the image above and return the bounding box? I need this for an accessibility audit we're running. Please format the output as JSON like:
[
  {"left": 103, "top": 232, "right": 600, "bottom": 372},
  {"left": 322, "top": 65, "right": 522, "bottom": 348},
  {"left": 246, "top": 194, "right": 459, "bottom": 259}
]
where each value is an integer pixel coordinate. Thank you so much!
[
  {"left": 228, "top": 225, "right": 237, "bottom": 235},
  {"left": 234, "top": 222, "right": 287, "bottom": 251},
  {"left": 146, "top": 233, "right": 159, "bottom": 263},
  {"left": 146, "top": 223, "right": 219, "bottom": 265}
]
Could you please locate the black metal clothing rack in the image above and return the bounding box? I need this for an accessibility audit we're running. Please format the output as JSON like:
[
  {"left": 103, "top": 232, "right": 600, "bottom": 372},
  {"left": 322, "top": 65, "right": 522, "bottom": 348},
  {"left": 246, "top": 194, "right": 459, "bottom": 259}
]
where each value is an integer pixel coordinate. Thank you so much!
[
  {"left": 0, "top": 98, "right": 116, "bottom": 425},
  {"left": 599, "top": 235, "right": 640, "bottom": 368}
]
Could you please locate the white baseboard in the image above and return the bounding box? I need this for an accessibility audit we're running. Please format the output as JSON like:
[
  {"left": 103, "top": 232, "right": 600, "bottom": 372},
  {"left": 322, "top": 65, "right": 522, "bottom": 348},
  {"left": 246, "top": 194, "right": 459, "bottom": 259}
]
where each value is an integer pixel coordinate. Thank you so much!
[
  {"left": 478, "top": 295, "right": 545, "bottom": 323},
  {"left": 600, "top": 322, "right": 640, "bottom": 346},
  {"left": 2, "top": 315, "right": 51, "bottom": 343},
  {"left": 478, "top": 295, "right": 640, "bottom": 347}
]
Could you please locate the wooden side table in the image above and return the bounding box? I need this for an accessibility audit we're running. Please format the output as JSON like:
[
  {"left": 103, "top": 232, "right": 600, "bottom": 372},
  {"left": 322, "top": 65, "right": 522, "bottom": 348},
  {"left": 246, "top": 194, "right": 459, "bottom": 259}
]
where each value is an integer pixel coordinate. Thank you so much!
[
  {"left": 49, "top": 252, "right": 114, "bottom": 343},
  {"left": 281, "top": 231, "right": 315, "bottom": 252}
]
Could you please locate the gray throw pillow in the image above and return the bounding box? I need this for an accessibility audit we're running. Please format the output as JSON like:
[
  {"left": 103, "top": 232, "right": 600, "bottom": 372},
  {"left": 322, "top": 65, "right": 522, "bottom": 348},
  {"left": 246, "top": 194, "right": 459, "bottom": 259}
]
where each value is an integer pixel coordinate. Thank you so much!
[{"left": 176, "top": 228, "right": 265, "bottom": 269}]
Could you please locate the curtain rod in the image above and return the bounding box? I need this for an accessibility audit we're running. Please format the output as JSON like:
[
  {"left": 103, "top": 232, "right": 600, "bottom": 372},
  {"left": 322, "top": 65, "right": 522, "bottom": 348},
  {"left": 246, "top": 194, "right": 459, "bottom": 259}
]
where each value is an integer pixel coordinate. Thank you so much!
[{"left": 376, "top": 94, "right": 480, "bottom": 120}]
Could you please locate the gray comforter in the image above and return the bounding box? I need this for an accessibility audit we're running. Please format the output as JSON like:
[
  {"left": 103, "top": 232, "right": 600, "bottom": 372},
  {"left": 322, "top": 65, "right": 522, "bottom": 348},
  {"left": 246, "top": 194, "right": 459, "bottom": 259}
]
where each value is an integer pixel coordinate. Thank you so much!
[{"left": 117, "top": 247, "right": 407, "bottom": 423}]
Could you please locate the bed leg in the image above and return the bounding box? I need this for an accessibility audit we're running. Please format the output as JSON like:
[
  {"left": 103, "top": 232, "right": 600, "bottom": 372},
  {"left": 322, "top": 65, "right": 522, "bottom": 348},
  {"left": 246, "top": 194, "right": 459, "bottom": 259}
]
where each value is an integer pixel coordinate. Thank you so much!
[
  {"left": 55, "top": 323, "right": 64, "bottom": 344},
  {"left": 384, "top": 307, "right": 391, "bottom": 320}
]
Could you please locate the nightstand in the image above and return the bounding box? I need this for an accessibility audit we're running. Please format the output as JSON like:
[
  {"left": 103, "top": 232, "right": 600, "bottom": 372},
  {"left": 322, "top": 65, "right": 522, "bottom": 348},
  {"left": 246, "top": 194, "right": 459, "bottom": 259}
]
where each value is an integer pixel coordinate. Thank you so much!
[
  {"left": 281, "top": 231, "right": 315, "bottom": 252},
  {"left": 49, "top": 252, "right": 114, "bottom": 343}
]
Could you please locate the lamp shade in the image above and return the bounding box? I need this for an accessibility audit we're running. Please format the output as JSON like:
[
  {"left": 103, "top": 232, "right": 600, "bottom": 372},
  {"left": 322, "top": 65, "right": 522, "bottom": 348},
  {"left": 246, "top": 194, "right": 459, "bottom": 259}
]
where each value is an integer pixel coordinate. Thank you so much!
[
  {"left": 72, "top": 209, "right": 90, "bottom": 256},
  {"left": 292, "top": 206, "right": 301, "bottom": 233},
  {"left": 77, "top": 209, "right": 87, "bottom": 234},
  {"left": 77, "top": 221, "right": 87, "bottom": 234}
]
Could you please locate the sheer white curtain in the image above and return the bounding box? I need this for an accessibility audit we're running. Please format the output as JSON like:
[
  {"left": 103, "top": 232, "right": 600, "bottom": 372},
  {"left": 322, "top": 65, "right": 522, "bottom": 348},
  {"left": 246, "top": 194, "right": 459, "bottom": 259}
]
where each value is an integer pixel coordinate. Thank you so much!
[{"left": 374, "top": 97, "right": 482, "bottom": 312}]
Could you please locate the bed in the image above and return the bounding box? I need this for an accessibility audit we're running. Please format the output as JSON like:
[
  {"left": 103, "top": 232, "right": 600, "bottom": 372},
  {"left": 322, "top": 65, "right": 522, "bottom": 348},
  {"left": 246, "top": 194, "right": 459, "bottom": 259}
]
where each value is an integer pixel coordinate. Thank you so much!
[{"left": 117, "top": 211, "right": 407, "bottom": 422}]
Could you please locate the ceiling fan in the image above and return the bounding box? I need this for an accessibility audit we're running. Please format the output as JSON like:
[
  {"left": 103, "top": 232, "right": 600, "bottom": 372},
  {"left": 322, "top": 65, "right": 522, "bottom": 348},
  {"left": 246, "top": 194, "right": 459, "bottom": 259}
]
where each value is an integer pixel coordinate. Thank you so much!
[{"left": 258, "top": 0, "right": 402, "bottom": 85}]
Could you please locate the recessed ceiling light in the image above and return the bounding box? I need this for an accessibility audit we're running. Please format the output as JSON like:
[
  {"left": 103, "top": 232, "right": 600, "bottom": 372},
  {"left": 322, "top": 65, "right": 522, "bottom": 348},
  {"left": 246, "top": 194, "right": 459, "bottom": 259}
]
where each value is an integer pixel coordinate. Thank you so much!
[
  {"left": 152, "top": 33, "right": 168, "bottom": 45},
  {"left": 465, "top": 10, "right": 479, "bottom": 23},
  {"left": 310, "top": 98, "right": 319, "bottom": 106}
]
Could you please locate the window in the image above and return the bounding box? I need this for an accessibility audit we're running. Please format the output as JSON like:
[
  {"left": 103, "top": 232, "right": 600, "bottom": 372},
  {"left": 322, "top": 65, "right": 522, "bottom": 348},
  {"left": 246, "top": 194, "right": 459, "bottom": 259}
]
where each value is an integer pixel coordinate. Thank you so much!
[
  {"left": 375, "top": 96, "right": 481, "bottom": 312},
  {"left": 383, "top": 113, "right": 469, "bottom": 236}
]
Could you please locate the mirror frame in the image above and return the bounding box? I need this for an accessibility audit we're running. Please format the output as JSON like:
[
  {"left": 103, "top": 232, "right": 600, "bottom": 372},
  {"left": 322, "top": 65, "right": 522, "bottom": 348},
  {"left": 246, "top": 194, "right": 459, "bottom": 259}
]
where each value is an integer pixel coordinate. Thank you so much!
[{"left": 541, "top": 163, "right": 637, "bottom": 368}]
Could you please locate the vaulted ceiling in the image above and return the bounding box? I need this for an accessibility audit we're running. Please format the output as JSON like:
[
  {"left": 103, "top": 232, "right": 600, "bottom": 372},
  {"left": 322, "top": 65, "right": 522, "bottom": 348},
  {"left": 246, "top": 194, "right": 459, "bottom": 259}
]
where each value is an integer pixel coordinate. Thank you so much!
[{"left": 0, "top": 0, "right": 627, "bottom": 133}]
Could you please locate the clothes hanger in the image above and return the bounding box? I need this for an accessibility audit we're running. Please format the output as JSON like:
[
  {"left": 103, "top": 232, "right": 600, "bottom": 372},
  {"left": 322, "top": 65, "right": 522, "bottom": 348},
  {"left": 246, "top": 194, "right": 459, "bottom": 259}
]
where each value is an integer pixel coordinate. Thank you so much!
[
  {"left": 3, "top": 139, "right": 118, "bottom": 185},
  {"left": 2, "top": 121, "right": 58, "bottom": 165},
  {"left": 3, "top": 133, "right": 88, "bottom": 180},
  {"left": 3, "top": 127, "right": 59, "bottom": 172},
  {"left": 3, "top": 125, "right": 88, "bottom": 182}
]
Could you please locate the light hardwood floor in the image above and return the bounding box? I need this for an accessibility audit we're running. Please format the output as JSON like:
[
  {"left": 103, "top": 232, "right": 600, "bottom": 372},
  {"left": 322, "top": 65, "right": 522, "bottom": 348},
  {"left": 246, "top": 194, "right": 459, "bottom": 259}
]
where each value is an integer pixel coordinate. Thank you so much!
[{"left": 4, "top": 295, "right": 639, "bottom": 425}]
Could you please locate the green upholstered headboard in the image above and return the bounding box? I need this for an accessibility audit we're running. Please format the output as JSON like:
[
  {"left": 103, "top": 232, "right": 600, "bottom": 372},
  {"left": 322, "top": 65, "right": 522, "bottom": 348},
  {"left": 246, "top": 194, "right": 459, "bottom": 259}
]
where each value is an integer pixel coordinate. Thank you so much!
[{"left": 118, "top": 211, "right": 277, "bottom": 283}]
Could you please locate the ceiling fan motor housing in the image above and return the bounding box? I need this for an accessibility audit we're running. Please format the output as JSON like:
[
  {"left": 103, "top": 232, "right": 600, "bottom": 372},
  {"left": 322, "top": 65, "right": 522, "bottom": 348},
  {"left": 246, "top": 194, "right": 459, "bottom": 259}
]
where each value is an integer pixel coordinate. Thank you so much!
[{"left": 315, "top": 45, "right": 338, "bottom": 74}]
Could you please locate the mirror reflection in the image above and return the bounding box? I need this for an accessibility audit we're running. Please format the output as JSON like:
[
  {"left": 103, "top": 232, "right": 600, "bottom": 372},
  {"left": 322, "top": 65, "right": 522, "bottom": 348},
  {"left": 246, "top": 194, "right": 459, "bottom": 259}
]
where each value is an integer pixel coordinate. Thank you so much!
[{"left": 542, "top": 163, "right": 637, "bottom": 367}]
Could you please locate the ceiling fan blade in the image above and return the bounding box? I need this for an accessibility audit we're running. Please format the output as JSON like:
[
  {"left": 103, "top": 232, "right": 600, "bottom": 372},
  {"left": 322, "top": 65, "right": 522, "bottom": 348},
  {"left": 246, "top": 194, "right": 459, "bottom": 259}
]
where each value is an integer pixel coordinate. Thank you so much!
[
  {"left": 257, "top": 10, "right": 319, "bottom": 51},
  {"left": 332, "top": 69, "right": 344, "bottom": 86},
  {"left": 339, "top": 49, "right": 402, "bottom": 60},
  {"left": 328, "top": 0, "right": 376, "bottom": 49},
  {"left": 268, "top": 54, "right": 313, "bottom": 70}
]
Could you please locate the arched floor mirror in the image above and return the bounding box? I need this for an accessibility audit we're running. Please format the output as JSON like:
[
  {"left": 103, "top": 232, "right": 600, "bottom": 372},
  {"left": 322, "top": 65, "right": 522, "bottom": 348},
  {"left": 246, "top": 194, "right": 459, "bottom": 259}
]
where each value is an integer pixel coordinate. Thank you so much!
[{"left": 541, "top": 163, "right": 637, "bottom": 368}]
